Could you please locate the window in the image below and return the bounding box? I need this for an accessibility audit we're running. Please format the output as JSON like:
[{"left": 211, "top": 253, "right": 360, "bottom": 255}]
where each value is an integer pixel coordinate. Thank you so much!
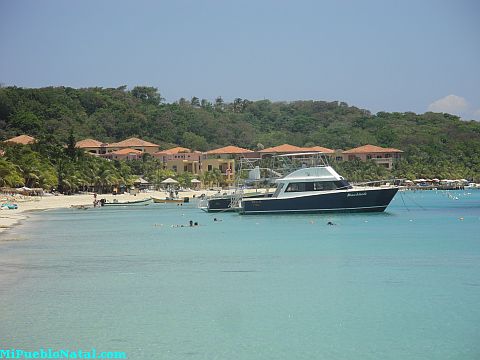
[
  {"left": 367, "top": 154, "right": 372, "bottom": 159},
  {"left": 273, "top": 183, "right": 284, "bottom": 197},
  {"left": 208, "top": 165, "right": 213, "bottom": 171},
  {"left": 284, "top": 181, "right": 351, "bottom": 192},
  {"left": 172, "top": 165, "right": 177, "bottom": 172}
]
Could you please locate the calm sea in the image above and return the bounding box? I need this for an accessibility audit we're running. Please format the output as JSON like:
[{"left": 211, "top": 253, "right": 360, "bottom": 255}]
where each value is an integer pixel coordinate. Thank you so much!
[{"left": 1, "top": 190, "right": 480, "bottom": 360}]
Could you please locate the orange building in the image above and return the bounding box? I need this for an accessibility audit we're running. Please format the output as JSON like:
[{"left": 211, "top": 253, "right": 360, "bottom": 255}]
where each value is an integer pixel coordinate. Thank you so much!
[
  {"left": 106, "top": 148, "right": 144, "bottom": 161},
  {"left": 202, "top": 146, "right": 254, "bottom": 185},
  {"left": 75, "top": 138, "right": 108, "bottom": 155},
  {"left": 342, "top": 145, "right": 403, "bottom": 169},
  {"left": 154, "top": 147, "right": 202, "bottom": 175},
  {"left": 259, "top": 143, "right": 335, "bottom": 158},
  {"left": 107, "top": 137, "right": 160, "bottom": 154}
]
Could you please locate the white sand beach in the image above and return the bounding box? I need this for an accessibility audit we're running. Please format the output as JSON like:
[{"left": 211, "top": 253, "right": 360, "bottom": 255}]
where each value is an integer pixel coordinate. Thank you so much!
[{"left": 0, "top": 190, "right": 218, "bottom": 235}]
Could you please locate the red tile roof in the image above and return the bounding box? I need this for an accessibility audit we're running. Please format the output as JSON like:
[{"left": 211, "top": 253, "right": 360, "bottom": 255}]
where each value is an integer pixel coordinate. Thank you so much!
[
  {"left": 76, "top": 138, "right": 105, "bottom": 148},
  {"left": 260, "top": 144, "right": 334, "bottom": 153},
  {"left": 206, "top": 145, "right": 253, "bottom": 154},
  {"left": 110, "top": 148, "right": 144, "bottom": 155},
  {"left": 343, "top": 144, "right": 403, "bottom": 154},
  {"left": 259, "top": 144, "right": 303, "bottom": 153},
  {"left": 302, "top": 146, "right": 335, "bottom": 153},
  {"left": 108, "top": 137, "right": 159, "bottom": 148},
  {"left": 5, "top": 135, "right": 36, "bottom": 145},
  {"left": 160, "top": 146, "right": 191, "bottom": 155}
]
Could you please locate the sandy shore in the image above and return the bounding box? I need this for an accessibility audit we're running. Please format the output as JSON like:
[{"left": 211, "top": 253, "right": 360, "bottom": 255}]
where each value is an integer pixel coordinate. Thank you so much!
[{"left": 0, "top": 190, "right": 218, "bottom": 235}]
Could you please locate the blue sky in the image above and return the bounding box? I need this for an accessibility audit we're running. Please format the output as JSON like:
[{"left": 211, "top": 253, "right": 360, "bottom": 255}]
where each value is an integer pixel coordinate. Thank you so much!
[{"left": 1, "top": 0, "right": 479, "bottom": 119}]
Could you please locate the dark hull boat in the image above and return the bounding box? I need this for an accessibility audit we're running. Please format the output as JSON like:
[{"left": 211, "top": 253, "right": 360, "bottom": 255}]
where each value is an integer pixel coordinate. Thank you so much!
[
  {"left": 201, "top": 192, "right": 272, "bottom": 212},
  {"left": 237, "top": 163, "right": 398, "bottom": 215},
  {"left": 239, "top": 187, "right": 398, "bottom": 214}
]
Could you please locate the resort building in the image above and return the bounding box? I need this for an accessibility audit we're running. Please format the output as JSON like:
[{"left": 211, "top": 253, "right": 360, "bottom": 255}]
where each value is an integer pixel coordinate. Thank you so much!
[
  {"left": 342, "top": 144, "right": 403, "bottom": 169},
  {"left": 106, "top": 137, "right": 160, "bottom": 154},
  {"left": 259, "top": 143, "right": 335, "bottom": 158},
  {"left": 202, "top": 146, "right": 254, "bottom": 186},
  {"left": 4, "top": 135, "right": 36, "bottom": 145},
  {"left": 154, "top": 147, "right": 202, "bottom": 175},
  {"left": 105, "top": 148, "right": 144, "bottom": 161},
  {"left": 75, "top": 138, "right": 107, "bottom": 155}
]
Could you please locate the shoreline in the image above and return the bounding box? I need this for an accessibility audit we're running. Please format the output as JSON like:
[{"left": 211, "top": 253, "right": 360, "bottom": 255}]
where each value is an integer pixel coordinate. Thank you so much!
[
  {"left": 0, "top": 188, "right": 273, "bottom": 236},
  {"left": 0, "top": 190, "right": 217, "bottom": 236}
]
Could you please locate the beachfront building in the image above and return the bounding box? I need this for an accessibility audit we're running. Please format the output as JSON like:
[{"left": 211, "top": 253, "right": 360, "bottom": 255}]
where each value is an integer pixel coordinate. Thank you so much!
[
  {"left": 75, "top": 138, "right": 108, "bottom": 155},
  {"left": 202, "top": 146, "right": 254, "bottom": 186},
  {"left": 106, "top": 137, "right": 160, "bottom": 154},
  {"left": 342, "top": 144, "right": 403, "bottom": 169},
  {"left": 154, "top": 147, "right": 202, "bottom": 175},
  {"left": 259, "top": 144, "right": 335, "bottom": 158},
  {"left": 106, "top": 148, "right": 144, "bottom": 161},
  {"left": 4, "top": 135, "right": 36, "bottom": 145}
]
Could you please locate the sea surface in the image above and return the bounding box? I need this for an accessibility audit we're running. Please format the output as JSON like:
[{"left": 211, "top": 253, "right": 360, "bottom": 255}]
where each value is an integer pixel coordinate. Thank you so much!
[{"left": 1, "top": 190, "right": 480, "bottom": 360}]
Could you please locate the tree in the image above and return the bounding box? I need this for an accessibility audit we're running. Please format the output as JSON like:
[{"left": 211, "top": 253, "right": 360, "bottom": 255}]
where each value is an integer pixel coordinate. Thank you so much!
[
  {"left": 182, "top": 132, "right": 209, "bottom": 151},
  {"left": 131, "top": 86, "right": 163, "bottom": 105},
  {"left": 214, "top": 96, "right": 224, "bottom": 111},
  {"left": 233, "top": 98, "right": 243, "bottom": 113},
  {"left": 191, "top": 97, "right": 200, "bottom": 107},
  {"left": 0, "top": 158, "right": 24, "bottom": 187},
  {"left": 65, "top": 130, "right": 77, "bottom": 160}
]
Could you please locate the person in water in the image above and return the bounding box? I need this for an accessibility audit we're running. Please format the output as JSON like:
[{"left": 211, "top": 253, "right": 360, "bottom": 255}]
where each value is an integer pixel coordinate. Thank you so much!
[{"left": 327, "top": 221, "right": 336, "bottom": 226}]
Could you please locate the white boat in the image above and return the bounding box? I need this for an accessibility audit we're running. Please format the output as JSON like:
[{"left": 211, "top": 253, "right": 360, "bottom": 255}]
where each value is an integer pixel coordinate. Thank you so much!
[
  {"left": 237, "top": 163, "right": 398, "bottom": 214},
  {"left": 100, "top": 198, "right": 151, "bottom": 207}
]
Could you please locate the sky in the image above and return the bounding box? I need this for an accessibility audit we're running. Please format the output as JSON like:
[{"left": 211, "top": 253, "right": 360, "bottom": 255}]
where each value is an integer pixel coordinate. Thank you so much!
[{"left": 0, "top": 0, "right": 479, "bottom": 119}]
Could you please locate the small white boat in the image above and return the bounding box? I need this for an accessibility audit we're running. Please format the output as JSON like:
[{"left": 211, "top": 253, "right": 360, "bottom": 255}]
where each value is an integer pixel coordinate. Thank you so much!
[{"left": 100, "top": 198, "right": 151, "bottom": 207}]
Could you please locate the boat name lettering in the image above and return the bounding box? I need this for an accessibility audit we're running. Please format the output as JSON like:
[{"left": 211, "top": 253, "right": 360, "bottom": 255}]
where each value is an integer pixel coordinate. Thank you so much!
[{"left": 347, "top": 192, "right": 367, "bottom": 197}]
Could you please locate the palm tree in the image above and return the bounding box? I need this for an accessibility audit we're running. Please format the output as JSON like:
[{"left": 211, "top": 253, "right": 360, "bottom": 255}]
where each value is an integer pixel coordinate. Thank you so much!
[{"left": 0, "top": 159, "right": 24, "bottom": 187}]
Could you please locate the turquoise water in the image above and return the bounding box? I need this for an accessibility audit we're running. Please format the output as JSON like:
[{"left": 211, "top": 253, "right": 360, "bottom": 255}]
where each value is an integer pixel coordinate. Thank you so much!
[{"left": 1, "top": 190, "right": 480, "bottom": 359}]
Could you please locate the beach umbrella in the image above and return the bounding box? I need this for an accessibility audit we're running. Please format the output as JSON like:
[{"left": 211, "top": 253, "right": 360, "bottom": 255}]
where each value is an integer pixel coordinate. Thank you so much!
[{"left": 161, "top": 178, "right": 178, "bottom": 184}]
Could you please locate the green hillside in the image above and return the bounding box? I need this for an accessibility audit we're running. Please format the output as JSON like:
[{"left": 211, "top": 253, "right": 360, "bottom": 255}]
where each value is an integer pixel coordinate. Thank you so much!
[{"left": 1, "top": 86, "right": 480, "bottom": 188}]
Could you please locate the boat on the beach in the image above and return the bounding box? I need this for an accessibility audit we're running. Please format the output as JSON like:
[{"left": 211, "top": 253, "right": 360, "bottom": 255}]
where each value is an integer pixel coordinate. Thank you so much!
[
  {"left": 152, "top": 197, "right": 189, "bottom": 204},
  {"left": 100, "top": 198, "right": 152, "bottom": 207}
]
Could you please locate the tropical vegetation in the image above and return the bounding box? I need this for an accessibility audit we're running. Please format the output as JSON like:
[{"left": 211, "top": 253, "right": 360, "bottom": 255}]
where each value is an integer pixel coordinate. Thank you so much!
[{"left": 1, "top": 85, "right": 480, "bottom": 190}]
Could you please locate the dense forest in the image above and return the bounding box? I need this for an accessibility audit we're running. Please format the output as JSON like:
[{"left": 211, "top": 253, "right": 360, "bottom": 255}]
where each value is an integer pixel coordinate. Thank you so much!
[{"left": 1, "top": 85, "right": 480, "bottom": 190}]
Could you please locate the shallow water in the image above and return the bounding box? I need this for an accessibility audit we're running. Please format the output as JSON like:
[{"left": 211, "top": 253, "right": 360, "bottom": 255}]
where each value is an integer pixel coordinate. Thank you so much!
[{"left": 1, "top": 190, "right": 480, "bottom": 359}]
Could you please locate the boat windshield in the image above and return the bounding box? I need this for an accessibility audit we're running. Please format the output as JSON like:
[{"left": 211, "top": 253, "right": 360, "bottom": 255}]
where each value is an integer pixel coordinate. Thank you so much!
[
  {"left": 272, "top": 183, "right": 284, "bottom": 197},
  {"left": 285, "top": 180, "right": 352, "bottom": 193}
]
